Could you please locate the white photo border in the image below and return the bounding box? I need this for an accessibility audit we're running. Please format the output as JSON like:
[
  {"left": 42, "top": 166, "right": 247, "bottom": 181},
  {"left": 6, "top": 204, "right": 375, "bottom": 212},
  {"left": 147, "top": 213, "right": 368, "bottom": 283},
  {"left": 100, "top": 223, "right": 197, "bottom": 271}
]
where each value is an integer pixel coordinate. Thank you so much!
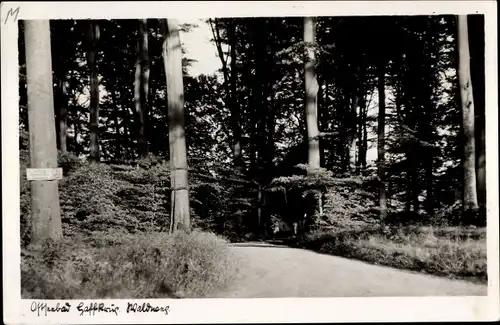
[{"left": 2, "top": 1, "right": 498, "bottom": 324}]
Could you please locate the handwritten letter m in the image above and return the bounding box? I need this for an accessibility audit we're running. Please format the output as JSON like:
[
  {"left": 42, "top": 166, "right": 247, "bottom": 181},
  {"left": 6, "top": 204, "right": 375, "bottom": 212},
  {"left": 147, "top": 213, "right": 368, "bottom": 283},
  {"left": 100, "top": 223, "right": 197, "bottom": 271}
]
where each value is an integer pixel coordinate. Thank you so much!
[{"left": 4, "top": 6, "right": 20, "bottom": 25}]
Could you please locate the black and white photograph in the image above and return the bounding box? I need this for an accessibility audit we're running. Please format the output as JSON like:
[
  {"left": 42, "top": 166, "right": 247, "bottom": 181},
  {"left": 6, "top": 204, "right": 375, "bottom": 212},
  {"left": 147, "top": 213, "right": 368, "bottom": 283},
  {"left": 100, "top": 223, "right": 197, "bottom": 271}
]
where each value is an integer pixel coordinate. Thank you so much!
[{"left": 2, "top": 1, "right": 499, "bottom": 323}]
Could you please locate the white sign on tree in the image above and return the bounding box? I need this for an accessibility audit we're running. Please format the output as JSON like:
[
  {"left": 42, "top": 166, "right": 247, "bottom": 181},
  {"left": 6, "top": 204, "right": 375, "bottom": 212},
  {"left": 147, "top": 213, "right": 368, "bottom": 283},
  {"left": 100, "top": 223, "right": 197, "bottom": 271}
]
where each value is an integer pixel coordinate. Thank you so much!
[{"left": 26, "top": 168, "right": 63, "bottom": 181}]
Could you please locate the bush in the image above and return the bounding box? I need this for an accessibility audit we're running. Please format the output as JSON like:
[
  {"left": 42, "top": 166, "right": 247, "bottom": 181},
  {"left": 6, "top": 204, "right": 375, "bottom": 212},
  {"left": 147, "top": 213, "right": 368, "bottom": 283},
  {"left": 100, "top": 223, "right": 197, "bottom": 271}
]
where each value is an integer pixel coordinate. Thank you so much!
[
  {"left": 21, "top": 230, "right": 239, "bottom": 299},
  {"left": 58, "top": 151, "right": 83, "bottom": 175},
  {"left": 297, "top": 225, "right": 487, "bottom": 283}
]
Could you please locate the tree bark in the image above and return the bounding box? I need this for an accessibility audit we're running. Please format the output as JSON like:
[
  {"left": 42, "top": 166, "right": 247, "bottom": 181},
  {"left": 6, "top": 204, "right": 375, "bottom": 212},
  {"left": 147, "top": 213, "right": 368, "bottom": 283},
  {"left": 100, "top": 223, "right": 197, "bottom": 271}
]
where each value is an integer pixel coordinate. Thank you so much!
[
  {"left": 377, "top": 63, "right": 388, "bottom": 220},
  {"left": 348, "top": 94, "right": 358, "bottom": 173},
  {"left": 476, "top": 116, "right": 486, "bottom": 210},
  {"left": 54, "top": 46, "right": 68, "bottom": 154},
  {"left": 229, "top": 22, "right": 243, "bottom": 169},
  {"left": 209, "top": 19, "right": 230, "bottom": 86},
  {"left": 135, "top": 19, "right": 150, "bottom": 159},
  {"left": 212, "top": 19, "right": 243, "bottom": 169},
  {"left": 252, "top": 19, "right": 267, "bottom": 230},
  {"left": 119, "top": 91, "right": 131, "bottom": 160},
  {"left": 304, "top": 17, "right": 322, "bottom": 220},
  {"left": 304, "top": 17, "right": 320, "bottom": 169},
  {"left": 24, "top": 20, "right": 62, "bottom": 246},
  {"left": 361, "top": 99, "right": 368, "bottom": 171},
  {"left": 468, "top": 15, "right": 486, "bottom": 214},
  {"left": 320, "top": 79, "right": 328, "bottom": 167},
  {"left": 457, "top": 15, "right": 479, "bottom": 213},
  {"left": 356, "top": 93, "right": 366, "bottom": 174},
  {"left": 73, "top": 111, "right": 80, "bottom": 156},
  {"left": 108, "top": 81, "right": 121, "bottom": 160},
  {"left": 87, "top": 21, "right": 100, "bottom": 162},
  {"left": 162, "top": 19, "right": 191, "bottom": 231},
  {"left": 57, "top": 77, "right": 68, "bottom": 153}
]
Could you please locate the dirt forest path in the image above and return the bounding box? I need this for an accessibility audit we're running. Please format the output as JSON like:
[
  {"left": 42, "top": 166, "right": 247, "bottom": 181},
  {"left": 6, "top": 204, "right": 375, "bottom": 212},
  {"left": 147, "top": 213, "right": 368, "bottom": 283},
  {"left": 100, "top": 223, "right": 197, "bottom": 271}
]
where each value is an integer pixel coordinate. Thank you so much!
[{"left": 209, "top": 242, "right": 487, "bottom": 298}]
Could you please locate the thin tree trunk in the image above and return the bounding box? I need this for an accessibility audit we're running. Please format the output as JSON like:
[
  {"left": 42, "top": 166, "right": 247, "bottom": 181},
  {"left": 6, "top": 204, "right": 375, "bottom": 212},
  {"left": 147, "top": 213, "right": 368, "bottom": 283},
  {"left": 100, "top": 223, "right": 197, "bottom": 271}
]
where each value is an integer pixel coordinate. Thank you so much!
[
  {"left": 425, "top": 158, "right": 434, "bottom": 215},
  {"left": 320, "top": 79, "right": 328, "bottom": 167},
  {"left": 209, "top": 19, "right": 230, "bottom": 85},
  {"left": 55, "top": 46, "right": 68, "bottom": 154},
  {"left": 339, "top": 91, "right": 350, "bottom": 173},
  {"left": 424, "top": 103, "right": 434, "bottom": 216},
  {"left": 377, "top": 63, "right": 387, "bottom": 220},
  {"left": 349, "top": 94, "right": 358, "bottom": 173},
  {"left": 120, "top": 93, "right": 130, "bottom": 160},
  {"left": 405, "top": 168, "right": 412, "bottom": 211},
  {"left": 109, "top": 82, "right": 121, "bottom": 160},
  {"left": 257, "top": 184, "right": 262, "bottom": 232},
  {"left": 468, "top": 15, "right": 486, "bottom": 214},
  {"left": 135, "top": 19, "right": 150, "bottom": 159},
  {"left": 361, "top": 100, "right": 368, "bottom": 171},
  {"left": 73, "top": 111, "right": 80, "bottom": 156},
  {"left": 24, "top": 20, "right": 62, "bottom": 246},
  {"left": 265, "top": 29, "right": 277, "bottom": 182},
  {"left": 412, "top": 165, "right": 420, "bottom": 213},
  {"left": 134, "top": 60, "right": 141, "bottom": 150},
  {"left": 476, "top": 118, "right": 486, "bottom": 210},
  {"left": 210, "top": 18, "right": 241, "bottom": 169},
  {"left": 356, "top": 93, "right": 366, "bottom": 174},
  {"left": 457, "top": 15, "right": 479, "bottom": 213},
  {"left": 229, "top": 22, "right": 242, "bottom": 169},
  {"left": 162, "top": 19, "right": 191, "bottom": 231},
  {"left": 57, "top": 77, "right": 68, "bottom": 153},
  {"left": 304, "top": 17, "right": 320, "bottom": 169},
  {"left": 250, "top": 19, "right": 266, "bottom": 231},
  {"left": 87, "top": 21, "right": 100, "bottom": 162}
]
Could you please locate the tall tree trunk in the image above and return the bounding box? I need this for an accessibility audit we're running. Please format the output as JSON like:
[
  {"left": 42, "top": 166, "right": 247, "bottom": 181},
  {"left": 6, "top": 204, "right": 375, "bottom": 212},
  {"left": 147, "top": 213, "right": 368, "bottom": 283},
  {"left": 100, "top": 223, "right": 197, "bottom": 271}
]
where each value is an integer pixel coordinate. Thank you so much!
[
  {"left": 73, "top": 115, "right": 79, "bottom": 155},
  {"left": 320, "top": 79, "right": 328, "bottom": 167},
  {"left": 24, "top": 20, "right": 62, "bottom": 246},
  {"left": 210, "top": 17, "right": 241, "bottom": 170},
  {"left": 304, "top": 17, "right": 320, "bottom": 169},
  {"left": 412, "top": 166, "right": 420, "bottom": 212},
  {"left": 250, "top": 19, "right": 267, "bottom": 231},
  {"left": 87, "top": 21, "right": 100, "bottom": 162},
  {"left": 135, "top": 19, "right": 150, "bottom": 159},
  {"left": 468, "top": 15, "right": 486, "bottom": 215},
  {"left": 257, "top": 184, "right": 262, "bottom": 232},
  {"left": 108, "top": 82, "right": 121, "bottom": 160},
  {"left": 423, "top": 103, "right": 434, "bottom": 216},
  {"left": 457, "top": 15, "right": 479, "bottom": 213},
  {"left": 120, "top": 92, "right": 130, "bottom": 160},
  {"left": 348, "top": 94, "right": 358, "bottom": 173},
  {"left": 405, "top": 167, "right": 412, "bottom": 211},
  {"left": 356, "top": 93, "right": 366, "bottom": 174},
  {"left": 55, "top": 47, "right": 68, "bottom": 154},
  {"left": 304, "top": 17, "right": 322, "bottom": 220},
  {"left": 361, "top": 99, "right": 368, "bottom": 171},
  {"left": 229, "top": 22, "right": 242, "bottom": 169},
  {"left": 377, "top": 63, "right": 388, "bottom": 220},
  {"left": 162, "top": 19, "right": 191, "bottom": 232},
  {"left": 476, "top": 114, "right": 486, "bottom": 211},
  {"left": 209, "top": 19, "right": 230, "bottom": 85},
  {"left": 57, "top": 77, "right": 68, "bottom": 153}
]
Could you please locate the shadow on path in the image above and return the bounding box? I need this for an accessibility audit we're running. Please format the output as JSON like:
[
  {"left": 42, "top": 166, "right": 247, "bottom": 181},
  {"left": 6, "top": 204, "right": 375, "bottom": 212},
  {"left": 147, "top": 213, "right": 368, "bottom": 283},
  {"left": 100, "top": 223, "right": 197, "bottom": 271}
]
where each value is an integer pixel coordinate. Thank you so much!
[{"left": 229, "top": 242, "right": 290, "bottom": 249}]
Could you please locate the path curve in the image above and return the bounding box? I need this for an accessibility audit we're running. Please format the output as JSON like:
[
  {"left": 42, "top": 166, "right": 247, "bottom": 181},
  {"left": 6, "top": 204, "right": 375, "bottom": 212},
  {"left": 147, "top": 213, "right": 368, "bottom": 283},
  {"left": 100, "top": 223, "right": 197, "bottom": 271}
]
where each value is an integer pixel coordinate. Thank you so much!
[{"left": 210, "top": 242, "right": 487, "bottom": 298}]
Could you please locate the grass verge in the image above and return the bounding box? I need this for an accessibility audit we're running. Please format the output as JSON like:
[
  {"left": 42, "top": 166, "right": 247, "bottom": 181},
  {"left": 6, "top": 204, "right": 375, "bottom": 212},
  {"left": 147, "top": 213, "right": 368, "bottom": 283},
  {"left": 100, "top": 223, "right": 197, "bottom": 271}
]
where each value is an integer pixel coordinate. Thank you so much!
[
  {"left": 292, "top": 225, "right": 486, "bottom": 283},
  {"left": 21, "top": 230, "right": 240, "bottom": 299}
]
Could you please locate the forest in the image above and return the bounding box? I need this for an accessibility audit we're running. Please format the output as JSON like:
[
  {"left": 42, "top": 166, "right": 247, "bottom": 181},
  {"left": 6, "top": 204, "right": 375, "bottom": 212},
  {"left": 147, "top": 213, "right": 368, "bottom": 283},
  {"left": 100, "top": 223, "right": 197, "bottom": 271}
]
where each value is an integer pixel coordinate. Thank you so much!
[{"left": 19, "top": 15, "right": 487, "bottom": 299}]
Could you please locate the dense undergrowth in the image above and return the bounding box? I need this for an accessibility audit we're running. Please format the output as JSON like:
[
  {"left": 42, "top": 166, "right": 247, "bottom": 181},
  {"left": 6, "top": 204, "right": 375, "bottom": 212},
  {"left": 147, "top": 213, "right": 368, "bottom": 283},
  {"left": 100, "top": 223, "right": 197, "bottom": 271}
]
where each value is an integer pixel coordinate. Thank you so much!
[
  {"left": 20, "top": 149, "right": 242, "bottom": 299},
  {"left": 288, "top": 225, "right": 487, "bottom": 283},
  {"left": 22, "top": 230, "right": 239, "bottom": 299},
  {"left": 20, "top": 150, "right": 253, "bottom": 247}
]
